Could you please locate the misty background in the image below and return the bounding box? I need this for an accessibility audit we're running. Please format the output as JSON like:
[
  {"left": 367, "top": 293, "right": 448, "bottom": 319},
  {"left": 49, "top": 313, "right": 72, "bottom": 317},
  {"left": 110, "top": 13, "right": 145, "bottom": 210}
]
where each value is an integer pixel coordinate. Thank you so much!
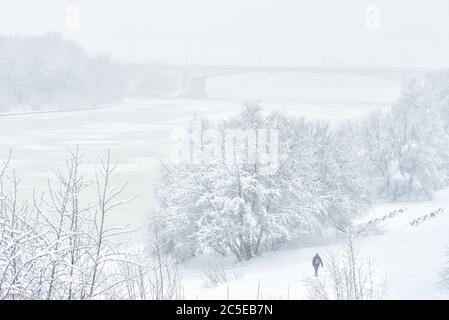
[{"left": 1, "top": 0, "right": 449, "bottom": 67}]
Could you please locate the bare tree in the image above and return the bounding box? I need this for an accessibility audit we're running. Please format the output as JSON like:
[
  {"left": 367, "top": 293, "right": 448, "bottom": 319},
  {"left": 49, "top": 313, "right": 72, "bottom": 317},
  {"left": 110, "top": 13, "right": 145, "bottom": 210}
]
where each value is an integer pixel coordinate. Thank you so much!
[
  {"left": 0, "top": 148, "right": 187, "bottom": 300},
  {"left": 31, "top": 147, "right": 96, "bottom": 300},
  {"left": 86, "top": 150, "right": 137, "bottom": 299},
  {"left": 0, "top": 151, "right": 49, "bottom": 299}
]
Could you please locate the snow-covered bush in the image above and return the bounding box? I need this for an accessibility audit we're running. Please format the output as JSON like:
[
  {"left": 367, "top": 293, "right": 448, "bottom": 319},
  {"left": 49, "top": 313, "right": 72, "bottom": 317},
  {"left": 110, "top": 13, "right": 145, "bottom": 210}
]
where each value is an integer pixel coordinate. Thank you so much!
[
  {"left": 106, "top": 246, "right": 183, "bottom": 300},
  {"left": 0, "top": 151, "right": 46, "bottom": 299},
  {"left": 202, "top": 265, "right": 239, "bottom": 288}
]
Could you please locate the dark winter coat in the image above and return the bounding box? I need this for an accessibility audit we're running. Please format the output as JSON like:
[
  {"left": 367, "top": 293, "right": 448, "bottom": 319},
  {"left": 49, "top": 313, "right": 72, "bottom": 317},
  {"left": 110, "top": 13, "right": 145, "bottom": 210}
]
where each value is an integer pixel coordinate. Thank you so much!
[{"left": 312, "top": 254, "right": 323, "bottom": 268}]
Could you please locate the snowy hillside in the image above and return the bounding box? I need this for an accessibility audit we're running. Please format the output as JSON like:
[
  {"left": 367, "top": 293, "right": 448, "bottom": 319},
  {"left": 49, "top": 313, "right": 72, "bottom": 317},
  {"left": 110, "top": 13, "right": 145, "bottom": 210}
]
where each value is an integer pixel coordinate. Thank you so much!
[{"left": 181, "top": 188, "right": 449, "bottom": 300}]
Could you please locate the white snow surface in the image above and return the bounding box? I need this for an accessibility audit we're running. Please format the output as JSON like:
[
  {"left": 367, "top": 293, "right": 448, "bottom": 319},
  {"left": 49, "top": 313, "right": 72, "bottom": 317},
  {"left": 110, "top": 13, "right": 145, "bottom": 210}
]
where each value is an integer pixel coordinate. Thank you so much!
[{"left": 181, "top": 188, "right": 449, "bottom": 300}]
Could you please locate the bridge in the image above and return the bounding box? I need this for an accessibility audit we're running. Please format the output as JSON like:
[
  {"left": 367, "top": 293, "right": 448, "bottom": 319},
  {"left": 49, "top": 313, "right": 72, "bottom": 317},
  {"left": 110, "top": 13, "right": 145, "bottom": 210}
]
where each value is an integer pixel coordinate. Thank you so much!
[{"left": 147, "top": 64, "right": 448, "bottom": 98}]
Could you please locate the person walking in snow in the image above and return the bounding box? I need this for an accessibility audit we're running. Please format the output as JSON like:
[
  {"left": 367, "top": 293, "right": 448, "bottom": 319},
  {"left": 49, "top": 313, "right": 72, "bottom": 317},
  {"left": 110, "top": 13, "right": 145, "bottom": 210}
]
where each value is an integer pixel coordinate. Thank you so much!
[{"left": 312, "top": 253, "right": 323, "bottom": 277}]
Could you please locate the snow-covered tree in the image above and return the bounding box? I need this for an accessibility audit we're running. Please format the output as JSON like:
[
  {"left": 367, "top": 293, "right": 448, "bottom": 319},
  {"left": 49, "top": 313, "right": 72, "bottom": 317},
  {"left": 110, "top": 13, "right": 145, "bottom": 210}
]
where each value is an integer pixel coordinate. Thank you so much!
[
  {"left": 0, "top": 33, "right": 128, "bottom": 112},
  {"left": 155, "top": 103, "right": 368, "bottom": 261},
  {"left": 355, "top": 74, "right": 449, "bottom": 201}
]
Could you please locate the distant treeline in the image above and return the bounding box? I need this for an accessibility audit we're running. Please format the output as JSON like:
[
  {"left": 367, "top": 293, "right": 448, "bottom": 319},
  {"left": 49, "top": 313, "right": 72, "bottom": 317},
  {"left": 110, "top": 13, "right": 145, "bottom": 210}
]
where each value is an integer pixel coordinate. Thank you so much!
[{"left": 0, "top": 33, "right": 178, "bottom": 112}]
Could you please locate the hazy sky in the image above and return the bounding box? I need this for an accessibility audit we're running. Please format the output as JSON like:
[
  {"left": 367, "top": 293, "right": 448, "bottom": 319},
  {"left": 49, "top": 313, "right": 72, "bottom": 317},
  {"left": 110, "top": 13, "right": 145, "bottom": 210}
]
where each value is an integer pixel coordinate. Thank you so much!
[{"left": 1, "top": 0, "right": 449, "bottom": 66}]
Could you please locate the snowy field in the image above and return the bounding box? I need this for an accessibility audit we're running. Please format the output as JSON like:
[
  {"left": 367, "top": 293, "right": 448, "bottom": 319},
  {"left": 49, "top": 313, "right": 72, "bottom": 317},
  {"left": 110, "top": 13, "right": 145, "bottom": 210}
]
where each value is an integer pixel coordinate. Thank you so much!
[{"left": 181, "top": 188, "right": 449, "bottom": 300}]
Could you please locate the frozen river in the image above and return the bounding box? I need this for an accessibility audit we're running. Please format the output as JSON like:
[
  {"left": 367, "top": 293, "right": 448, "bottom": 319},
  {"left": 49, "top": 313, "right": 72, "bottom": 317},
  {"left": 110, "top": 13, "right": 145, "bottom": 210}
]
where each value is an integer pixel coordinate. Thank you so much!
[{"left": 0, "top": 74, "right": 401, "bottom": 242}]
